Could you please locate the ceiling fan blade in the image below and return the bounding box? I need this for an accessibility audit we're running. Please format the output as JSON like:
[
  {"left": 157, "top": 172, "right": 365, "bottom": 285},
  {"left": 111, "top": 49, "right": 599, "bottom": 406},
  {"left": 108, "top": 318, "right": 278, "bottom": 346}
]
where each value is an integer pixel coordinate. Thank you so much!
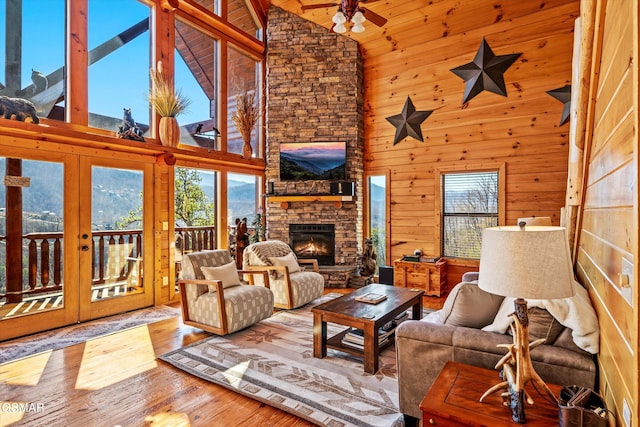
[
  {"left": 360, "top": 7, "right": 387, "bottom": 27},
  {"left": 360, "top": 0, "right": 383, "bottom": 3},
  {"left": 301, "top": 3, "right": 338, "bottom": 11}
]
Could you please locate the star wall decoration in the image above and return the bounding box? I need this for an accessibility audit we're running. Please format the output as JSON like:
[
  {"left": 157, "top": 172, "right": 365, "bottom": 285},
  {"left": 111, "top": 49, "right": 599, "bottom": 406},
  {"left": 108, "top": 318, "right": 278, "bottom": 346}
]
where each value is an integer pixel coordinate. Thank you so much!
[
  {"left": 546, "top": 85, "right": 571, "bottom": 126},
  {"left": 450, "top": 38, "right": 522, "bottom": 104},
  {"left": 385, "top": 96, "right": 433, "bottom": 145}
]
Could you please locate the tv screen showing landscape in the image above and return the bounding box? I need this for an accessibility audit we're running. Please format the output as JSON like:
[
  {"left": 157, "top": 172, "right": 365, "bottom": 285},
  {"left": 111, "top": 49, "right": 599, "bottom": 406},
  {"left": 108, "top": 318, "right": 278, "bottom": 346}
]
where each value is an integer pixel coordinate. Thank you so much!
[{"left": 280, "top": 142, "right": 346, "bottom": 181}]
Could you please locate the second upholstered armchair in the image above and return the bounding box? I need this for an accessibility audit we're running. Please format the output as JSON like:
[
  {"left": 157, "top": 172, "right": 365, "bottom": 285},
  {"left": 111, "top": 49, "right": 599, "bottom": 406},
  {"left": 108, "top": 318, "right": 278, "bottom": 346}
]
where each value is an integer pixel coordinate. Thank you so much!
[{"left": 243, "top": 240, "right": 324, "bottom": 309}]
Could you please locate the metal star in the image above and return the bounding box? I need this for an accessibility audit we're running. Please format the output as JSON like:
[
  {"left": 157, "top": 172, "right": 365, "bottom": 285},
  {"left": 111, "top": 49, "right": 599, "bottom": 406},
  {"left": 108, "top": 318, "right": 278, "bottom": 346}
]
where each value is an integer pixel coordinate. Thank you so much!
[
  {"left": 450, "top": 38, "right": 522, "bottom": 103},
  {"left": 385, "top": 96, "right": 433, "bottom": 145},
  {"left": 546, "top": 85, "right": 571, "bottom": 126}
]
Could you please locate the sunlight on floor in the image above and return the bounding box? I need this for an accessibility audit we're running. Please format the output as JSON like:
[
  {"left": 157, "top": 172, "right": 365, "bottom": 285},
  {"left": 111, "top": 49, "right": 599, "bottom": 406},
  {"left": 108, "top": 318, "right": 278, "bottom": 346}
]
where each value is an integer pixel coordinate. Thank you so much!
[
  {"left": 221, "top": 360, "right": 250, "bottom": 388},
  {"left": 143, "top": 411, "right": 191, "bottom": 427},
  {"left": 0, "top": 351, "right": 51, "bottom": 386},
  {"left": 75, "top": 325, "right": 157, "bottom": 390}
]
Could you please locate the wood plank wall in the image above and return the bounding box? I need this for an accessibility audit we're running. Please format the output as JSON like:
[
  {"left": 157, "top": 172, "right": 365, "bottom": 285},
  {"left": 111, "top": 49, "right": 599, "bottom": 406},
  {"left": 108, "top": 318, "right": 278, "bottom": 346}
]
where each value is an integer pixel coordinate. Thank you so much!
[
  {"left": 575, "top": 0, "right": 638, "bottom": 424},
  {"left": 272, "top": 0, "right": 580, "bottom": 284}
]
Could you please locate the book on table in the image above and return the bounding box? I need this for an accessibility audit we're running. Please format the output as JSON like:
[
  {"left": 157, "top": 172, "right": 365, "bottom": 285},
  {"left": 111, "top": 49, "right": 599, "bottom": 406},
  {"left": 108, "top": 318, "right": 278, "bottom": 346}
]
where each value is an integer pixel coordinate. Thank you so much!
[
  {"left": 355, "top": 292, "right": 387, "bottom": 304},
  {"left": 341, "top": 327, "right": 395, "bottom": 350}
]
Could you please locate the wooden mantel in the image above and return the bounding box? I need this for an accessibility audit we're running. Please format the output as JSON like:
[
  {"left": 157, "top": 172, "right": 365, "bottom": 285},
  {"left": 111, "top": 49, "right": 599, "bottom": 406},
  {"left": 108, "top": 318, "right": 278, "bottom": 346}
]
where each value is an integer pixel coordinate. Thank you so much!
[{"left": 267, "top": 195, "right": 353, "bottom": 209}]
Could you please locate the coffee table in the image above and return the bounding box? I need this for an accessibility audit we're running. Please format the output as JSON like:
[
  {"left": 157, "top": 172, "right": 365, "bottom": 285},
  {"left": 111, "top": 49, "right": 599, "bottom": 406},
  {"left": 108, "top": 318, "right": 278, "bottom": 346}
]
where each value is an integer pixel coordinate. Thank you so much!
[{"left": 312, "top": 283, "right": 424, "bottom": 374}]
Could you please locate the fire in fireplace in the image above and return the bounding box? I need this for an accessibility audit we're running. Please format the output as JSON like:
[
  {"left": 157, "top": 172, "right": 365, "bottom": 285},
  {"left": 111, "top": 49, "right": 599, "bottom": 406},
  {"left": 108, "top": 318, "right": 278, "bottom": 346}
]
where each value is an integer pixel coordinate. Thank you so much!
[{"left": 289, "top": 224, "right": 335, "bottom": 266}]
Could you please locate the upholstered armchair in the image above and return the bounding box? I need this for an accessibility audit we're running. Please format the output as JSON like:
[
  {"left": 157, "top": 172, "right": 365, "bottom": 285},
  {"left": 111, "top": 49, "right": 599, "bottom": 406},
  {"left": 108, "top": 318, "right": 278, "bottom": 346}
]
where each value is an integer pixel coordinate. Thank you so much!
[
  {"left": 178, "top": 249, "right": 274, "bottom": 335},
  {"left": 243, "top": 240, "right": 324, "bottom": 309}
]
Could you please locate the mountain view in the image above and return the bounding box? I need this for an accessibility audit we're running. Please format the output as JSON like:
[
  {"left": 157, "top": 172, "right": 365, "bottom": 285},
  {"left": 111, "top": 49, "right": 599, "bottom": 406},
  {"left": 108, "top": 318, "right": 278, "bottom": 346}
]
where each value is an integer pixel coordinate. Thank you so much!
[{"left": 280, "top": 142, "right": 346, "bottom": 181}]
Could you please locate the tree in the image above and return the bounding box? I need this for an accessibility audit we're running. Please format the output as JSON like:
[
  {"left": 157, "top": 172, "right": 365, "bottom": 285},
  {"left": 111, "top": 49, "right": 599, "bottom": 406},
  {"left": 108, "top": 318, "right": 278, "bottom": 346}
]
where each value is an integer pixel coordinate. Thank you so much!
[
  {"left": 174, "top": 167, "right": 215, "bottom": 226},
  {"left": 116, "top": 167, "right": 215, "bottom": 229}
]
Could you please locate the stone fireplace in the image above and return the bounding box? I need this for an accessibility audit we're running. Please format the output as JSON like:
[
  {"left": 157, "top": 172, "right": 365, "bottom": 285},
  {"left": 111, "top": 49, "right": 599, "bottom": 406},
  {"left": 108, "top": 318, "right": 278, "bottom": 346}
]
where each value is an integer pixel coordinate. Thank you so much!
[{"left": 264, "top": 6, "right": 364, "bottom": 270}]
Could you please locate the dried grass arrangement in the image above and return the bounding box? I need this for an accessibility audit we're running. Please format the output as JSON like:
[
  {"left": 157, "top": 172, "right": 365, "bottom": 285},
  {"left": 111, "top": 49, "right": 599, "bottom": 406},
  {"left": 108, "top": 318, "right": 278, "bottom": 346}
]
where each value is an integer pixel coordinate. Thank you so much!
[
  {"left": 148, "top": 62, "right": 191, "bottom": 117},
  {"left": 231, "top": 91, "right": 260, "bottom": 157}
]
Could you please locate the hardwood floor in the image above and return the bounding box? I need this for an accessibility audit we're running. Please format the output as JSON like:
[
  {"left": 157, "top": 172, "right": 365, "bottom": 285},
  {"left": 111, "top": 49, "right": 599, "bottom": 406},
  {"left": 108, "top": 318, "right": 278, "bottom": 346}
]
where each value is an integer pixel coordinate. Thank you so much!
[{"left": 0, "top": 289, "right": 445, "bottom": 427}]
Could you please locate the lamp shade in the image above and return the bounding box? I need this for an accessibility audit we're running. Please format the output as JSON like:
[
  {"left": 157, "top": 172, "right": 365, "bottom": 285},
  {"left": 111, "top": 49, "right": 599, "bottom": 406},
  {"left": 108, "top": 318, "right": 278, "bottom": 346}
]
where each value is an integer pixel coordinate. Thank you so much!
[{"left": 478, "top": 226, "right": 575, "bottom": 300}]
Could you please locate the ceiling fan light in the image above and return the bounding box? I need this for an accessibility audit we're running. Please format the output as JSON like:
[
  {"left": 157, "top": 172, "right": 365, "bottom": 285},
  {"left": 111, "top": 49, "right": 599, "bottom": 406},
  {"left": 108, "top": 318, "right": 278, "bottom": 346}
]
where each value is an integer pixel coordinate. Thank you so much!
[
  {"left": 332, "top": 10, "right": 347, "bottom": 25},
  {"left": 333, "top": 22, "right": 347, "bottom": 33},
  {"left": 351, "top": 10, "right": 366, "bottom": 24},
  {"left": 351, "top": 22, "right": 365, "bottom": 33}
]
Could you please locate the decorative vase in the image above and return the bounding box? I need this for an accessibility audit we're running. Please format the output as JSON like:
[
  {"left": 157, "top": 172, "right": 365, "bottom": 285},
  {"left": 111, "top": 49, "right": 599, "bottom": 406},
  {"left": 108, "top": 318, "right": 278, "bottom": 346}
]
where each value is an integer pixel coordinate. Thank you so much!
[
  {"left": 242, "top": 138, "right": 253, "bottom": 159},
  {"left": 159, "top": 116, "right": 180, "bottom": 147}
]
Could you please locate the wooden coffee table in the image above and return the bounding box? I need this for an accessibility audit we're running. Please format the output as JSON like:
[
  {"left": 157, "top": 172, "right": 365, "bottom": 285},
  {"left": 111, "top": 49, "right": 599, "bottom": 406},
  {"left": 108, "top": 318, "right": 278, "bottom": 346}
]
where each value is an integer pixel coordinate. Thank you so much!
[{"left": 312, "top": 283, "right": 424, "bottom": 374}]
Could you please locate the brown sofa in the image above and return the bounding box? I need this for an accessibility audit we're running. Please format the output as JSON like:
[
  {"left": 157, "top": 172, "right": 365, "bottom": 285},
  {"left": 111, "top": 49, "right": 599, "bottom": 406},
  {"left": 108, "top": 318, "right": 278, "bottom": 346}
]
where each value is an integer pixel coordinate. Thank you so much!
[{"left": 396, "top": 275, "right": 599, "bottom": 423}]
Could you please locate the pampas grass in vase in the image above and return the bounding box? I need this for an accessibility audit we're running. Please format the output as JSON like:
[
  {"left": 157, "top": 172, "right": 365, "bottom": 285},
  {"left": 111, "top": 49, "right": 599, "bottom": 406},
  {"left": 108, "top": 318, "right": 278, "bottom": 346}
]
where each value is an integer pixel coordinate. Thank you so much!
[
  {"left": 231, "top": 91, "right": 259, "bottom": 158},
  {"left": 149, "top": 61, "right": 191, "bottom": 147}
]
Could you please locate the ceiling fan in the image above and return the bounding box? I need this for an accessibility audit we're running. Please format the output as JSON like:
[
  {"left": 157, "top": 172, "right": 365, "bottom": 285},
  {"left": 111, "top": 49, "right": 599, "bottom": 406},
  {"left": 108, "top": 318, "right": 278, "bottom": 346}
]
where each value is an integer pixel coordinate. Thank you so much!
[{"left": 301, "top": 0, "right": 388, "bottom": 33}]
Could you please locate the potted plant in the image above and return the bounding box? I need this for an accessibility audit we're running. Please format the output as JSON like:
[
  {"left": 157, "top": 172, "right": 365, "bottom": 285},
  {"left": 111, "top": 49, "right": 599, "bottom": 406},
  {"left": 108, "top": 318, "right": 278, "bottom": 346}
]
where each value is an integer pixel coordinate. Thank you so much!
[
  {"left": 148, "top": 61, "right": 191, "bottom": 147},
  {"left": 231, "top": 90, "right": 260, "bottom": 158}
]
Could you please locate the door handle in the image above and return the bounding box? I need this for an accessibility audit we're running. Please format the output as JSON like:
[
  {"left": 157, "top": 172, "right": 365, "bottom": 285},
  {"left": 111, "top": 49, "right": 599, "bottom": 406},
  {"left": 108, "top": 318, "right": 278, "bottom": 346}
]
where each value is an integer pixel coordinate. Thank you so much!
[{"left": 81, "top": 245, "right": 90, "bottom": 251}]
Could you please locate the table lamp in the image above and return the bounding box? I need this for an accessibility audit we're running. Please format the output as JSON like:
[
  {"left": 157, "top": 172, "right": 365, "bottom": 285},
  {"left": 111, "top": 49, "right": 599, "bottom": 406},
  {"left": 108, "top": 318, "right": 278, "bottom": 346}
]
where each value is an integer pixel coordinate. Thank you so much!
[{"left": 477, "top": 224, "right": 575, "bottom": 423}]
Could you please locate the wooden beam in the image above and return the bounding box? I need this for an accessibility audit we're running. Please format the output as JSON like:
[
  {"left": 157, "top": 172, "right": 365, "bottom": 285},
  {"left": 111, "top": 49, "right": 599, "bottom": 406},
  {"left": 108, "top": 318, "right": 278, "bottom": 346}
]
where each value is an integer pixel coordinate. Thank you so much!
[{"left": 6, "top": 159, "right": 23, "bottom": 303}]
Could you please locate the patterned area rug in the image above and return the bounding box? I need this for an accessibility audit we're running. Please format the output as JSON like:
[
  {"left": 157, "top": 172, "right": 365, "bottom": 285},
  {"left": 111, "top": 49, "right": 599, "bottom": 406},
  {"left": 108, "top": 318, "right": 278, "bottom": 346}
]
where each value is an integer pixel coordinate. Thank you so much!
[
  {"left": 0, "top": 305, "right": 180, "bottom": 364},
  {"left": 159, "top": 295, "right": 428, "bottom": 427}
]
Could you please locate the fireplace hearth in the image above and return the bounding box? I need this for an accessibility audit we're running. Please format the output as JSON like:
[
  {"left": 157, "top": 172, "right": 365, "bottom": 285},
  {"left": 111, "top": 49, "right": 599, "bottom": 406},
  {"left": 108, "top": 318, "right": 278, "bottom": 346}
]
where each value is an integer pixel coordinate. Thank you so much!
[{"left": 289, "top": 224, "right": 335, "bottom": 266}]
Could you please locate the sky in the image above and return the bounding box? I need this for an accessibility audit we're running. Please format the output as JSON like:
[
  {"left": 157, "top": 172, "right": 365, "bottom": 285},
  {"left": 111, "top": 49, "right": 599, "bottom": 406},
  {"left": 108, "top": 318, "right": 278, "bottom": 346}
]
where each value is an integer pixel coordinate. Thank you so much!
[{"left": 0, "top": 0, "right": 210, "bottom": 128}]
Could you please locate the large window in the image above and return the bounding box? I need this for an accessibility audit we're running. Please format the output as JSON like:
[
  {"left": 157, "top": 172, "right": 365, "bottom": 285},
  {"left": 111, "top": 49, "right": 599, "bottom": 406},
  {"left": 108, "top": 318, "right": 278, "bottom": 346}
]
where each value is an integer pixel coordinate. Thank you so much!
[
  {"left": 174, "top": 20, "right": 219, "bottom": 149},
  {"left": 0, "top": 0, "right": 66, "bottom": 121},
  {"left": 88, "top": 0, "right": 151, "bottom": 133},
  {"left": 441, "top": 171, "right": 500, "bottom": 259}
]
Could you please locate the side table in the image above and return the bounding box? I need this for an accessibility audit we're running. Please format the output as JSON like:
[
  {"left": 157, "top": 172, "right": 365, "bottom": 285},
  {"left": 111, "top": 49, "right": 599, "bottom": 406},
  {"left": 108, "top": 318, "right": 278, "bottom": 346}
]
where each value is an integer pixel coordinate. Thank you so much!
[
  {"left": 394, "top": 258, "right": 448, "bottom": 296},
  {"left": 420, "top": 361, "right": 561, "bottom": 426}
]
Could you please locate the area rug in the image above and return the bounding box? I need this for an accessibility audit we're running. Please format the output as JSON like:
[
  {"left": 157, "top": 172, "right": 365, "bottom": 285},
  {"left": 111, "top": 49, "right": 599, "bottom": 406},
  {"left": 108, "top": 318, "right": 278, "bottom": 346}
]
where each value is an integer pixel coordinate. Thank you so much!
[
  {"left": 159, "top": 295, "right": 430, "bottom": 427},
  {"left": 0, "top": 305, "right": 180, "bottom": 364}
]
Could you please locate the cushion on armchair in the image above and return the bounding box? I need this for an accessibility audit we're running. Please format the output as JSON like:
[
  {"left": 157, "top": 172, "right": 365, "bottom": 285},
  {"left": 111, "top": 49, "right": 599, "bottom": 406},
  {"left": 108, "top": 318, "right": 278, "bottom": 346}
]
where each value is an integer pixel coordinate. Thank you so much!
[
  {"left": 269, "top": 252, "right": 301, "bottom": 276},
  {"left": 201, "top": 261, "right": 241, "bottom": 291}
]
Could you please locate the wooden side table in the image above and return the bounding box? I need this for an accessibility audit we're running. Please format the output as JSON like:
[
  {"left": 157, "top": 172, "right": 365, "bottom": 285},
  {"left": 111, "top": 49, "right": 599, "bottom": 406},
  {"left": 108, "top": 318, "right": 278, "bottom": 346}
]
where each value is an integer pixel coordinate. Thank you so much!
[
  {"left": 393, "top": 258, "right": 448, "bottom": 296},
  {"left": 420, "top": 361, "right": 561, "bottom": 426}
]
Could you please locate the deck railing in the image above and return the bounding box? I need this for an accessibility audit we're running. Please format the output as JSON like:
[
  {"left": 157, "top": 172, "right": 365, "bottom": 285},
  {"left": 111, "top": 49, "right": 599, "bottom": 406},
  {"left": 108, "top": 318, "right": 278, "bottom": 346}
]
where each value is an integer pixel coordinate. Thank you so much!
[{"left": 0, "top": 225, "right": 217, "bottom": 301}]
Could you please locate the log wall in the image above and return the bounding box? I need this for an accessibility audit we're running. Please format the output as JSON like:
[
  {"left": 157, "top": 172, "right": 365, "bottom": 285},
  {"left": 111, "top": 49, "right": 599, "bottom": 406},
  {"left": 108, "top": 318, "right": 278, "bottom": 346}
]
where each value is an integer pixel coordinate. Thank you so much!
[{"left": 575, "top": 0, "right": 638, "bottom": 423}]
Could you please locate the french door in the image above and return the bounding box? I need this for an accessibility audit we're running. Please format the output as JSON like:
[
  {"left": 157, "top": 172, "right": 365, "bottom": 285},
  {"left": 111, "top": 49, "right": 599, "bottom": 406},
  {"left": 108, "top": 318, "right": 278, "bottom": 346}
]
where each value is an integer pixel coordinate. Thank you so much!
[
  {"left": 78, "top": 157, "right": 154, "bottom": 321},
  {"left": 0, "top": 148, "right": 154, "bottom": 340}
]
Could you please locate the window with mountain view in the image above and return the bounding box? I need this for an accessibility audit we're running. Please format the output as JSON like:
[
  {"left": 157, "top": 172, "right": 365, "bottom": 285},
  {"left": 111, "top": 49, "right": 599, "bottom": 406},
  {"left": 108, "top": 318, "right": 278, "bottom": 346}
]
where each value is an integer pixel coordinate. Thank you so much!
[
  {"left": 0, "top": 0, "right": 66, "bottom": 121},
  {"left": 441, "top": 171, "right": 499, "bottom": 258},
  {"left": 367, "top": 175, "right": 387, "bottom": 269}
]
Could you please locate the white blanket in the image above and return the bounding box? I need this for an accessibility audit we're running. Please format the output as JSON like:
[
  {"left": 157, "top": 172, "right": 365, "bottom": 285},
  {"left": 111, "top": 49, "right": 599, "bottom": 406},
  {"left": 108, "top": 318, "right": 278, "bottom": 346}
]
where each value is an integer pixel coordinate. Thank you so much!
[{"left": 482, "top": 280, "right": 599, "bottom": 354}]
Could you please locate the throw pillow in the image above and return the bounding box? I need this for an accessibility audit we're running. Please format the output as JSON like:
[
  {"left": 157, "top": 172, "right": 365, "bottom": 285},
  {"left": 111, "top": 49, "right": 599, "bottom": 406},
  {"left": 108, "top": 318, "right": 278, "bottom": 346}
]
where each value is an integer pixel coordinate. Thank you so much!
[
  {"left": 269, "top": 252, "right": 301, "bottom": 276},
  {"left": 439, "top": 282, "right": 504, "bottom": 328},
  {"left": 507, "top": 307, "right": 565, "bottom": 344},
  {"left": 201, "top": 262, "right": 241, "bottom": 292}
]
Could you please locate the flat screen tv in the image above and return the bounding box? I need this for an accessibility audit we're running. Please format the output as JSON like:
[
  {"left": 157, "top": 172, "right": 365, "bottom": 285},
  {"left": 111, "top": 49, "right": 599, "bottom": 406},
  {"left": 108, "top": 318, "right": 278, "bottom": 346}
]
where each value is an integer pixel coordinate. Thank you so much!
[{"left": 280, "top": 142, "right": 346, "bottom": 181}]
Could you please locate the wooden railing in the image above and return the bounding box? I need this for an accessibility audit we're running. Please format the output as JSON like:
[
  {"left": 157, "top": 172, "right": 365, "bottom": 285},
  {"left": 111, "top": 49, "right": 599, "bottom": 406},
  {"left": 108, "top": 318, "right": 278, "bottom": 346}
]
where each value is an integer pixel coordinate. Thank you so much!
[{"left": 0, "top": 225, "right": 217, "bottom": 301}]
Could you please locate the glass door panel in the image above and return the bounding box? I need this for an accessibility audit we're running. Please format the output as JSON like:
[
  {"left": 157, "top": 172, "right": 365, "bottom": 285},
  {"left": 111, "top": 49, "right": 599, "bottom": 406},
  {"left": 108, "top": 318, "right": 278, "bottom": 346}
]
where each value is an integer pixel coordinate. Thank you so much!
[
  {"left": 0, "top": 152, "right": 78, "bottom": 341},
  {"left": 79, "top": 159, "right": 153, "bottom": 321}
]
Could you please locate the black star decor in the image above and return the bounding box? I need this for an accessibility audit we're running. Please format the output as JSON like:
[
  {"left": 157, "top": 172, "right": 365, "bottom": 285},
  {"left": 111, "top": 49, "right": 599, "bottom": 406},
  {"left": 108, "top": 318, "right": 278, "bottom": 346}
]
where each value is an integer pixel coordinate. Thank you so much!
[
  {"left": 546, "top": 85, "right": 571, "bottom": 126},
  {"left": 450, "top": 38, "right": 522, "bottom": 103},
  {"left": 385, "top": 96, "right": 433, "bottom": 145}
]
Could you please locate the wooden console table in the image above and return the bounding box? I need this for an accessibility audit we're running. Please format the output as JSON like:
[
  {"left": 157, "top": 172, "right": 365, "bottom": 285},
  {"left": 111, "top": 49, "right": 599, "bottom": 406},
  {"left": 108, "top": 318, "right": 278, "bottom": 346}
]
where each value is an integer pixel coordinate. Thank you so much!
[
  {"left": 393, "top": 258, "right": 447, "bottom": 296},
  {"left": 420, "top": 361, "right": 561, "bottom": 426}
]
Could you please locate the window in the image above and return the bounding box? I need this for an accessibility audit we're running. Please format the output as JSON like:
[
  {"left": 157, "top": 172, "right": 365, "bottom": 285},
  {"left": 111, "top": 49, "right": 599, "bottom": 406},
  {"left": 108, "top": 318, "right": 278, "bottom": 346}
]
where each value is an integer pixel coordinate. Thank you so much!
[
  {"left": 367, "top": 174, "right": 388, "bottom": 270},
  {"left": 174, "top": 20, "right": 219, "bottom": 149},
  {"left": 88, "top": 0, "right": 151, "bottom": 133},
  {"left": 227, "top": 172, "right": 259, "bottom": 226},
  {"left": 0, "top": 0, "right": 66, "bottom": 121},
  {"left": 227, "top": 45, "right": 261, "bottom": 157},
  {"left": 441, "top": 171, "right": 500, "bottom": 258}
]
